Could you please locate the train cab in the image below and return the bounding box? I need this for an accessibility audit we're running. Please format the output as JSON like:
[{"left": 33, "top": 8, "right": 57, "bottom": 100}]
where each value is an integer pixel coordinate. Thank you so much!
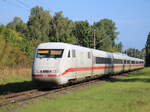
[{"left": 32, "top": 42, "right": 72, "bottom": 85}]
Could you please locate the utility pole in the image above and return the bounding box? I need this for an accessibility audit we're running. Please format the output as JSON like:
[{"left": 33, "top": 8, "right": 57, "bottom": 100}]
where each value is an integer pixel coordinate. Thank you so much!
[{"left": 93, "top": 29, "right": 96, "bottom": 49}]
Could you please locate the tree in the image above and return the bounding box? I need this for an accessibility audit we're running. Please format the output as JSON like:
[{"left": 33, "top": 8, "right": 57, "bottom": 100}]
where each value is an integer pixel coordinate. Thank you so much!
[
  {"left": 0, "top": 26, "right": 30, "bottom": 67},
  {"left": 73, "top": 21, "right": 92, "bottom": 47},
  {"left": 50, "top": 11, "right": 77, "bottom": 44},
  {"left": 28, "top": 6, "right": 52, "bottom": 41},
  {"left": 116, "top": 42, "right": 123, "bottom": 52},
  {"left": 125, "top": 48, "right": 144, "bottom": 59},
  {"left": 1, "top": 6, "right": 126, "bottom": 67},
  {"left": 145, "top": 32, "right": 150, "bottom": 66},
  {"left": 7, "top": 17, "right": 23, "bottom": 29},
  {"left": 93, "top": 19, "right": 118, "bottom": 51},
  {"left": 7, "top": 17, "right": 28, "bottom": 38},
  {"left": 141, "top": 48, "right": 145, "bottom": 59}
]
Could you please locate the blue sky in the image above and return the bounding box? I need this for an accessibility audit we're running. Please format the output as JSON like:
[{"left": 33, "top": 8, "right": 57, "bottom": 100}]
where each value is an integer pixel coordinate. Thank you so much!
[{"left": 0, "top": 0, "right": 150, "bottom": 50}]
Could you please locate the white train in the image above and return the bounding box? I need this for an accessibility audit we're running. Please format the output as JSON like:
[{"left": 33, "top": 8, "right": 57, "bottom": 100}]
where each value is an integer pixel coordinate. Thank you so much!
[{"left": 32, "top": 42, "right": 144, "bottom": 86}]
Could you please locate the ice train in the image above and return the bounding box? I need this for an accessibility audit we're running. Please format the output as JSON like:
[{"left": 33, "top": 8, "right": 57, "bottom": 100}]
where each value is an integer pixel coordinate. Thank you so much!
[{"left": 32, "top": 42, "right": 144, "bottom": 86}]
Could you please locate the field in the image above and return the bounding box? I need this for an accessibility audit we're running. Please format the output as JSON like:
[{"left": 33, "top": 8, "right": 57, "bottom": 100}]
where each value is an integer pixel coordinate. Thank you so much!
[
  {"left": 0, "top": 67, "right": 147, "bottom": 112},
  {"left": 0, "top": 67, "right": 37, "bottom": 95}
]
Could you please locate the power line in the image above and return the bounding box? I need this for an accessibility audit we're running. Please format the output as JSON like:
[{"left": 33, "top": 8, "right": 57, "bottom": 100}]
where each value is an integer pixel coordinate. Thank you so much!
[
  {"left": 2, "top": 0, "right": 29, "bottom": 11},
  {"left": 15, "top": 0, "right": 30, "bottom": 10}
]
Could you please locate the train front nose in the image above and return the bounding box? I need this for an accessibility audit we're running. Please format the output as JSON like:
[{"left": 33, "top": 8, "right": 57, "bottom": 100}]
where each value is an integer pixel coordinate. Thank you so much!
[
  {"left": 34, "top": 58, "right": 59, "bottom": 73},
  {"left": 32, "top": 70, "right": 61, "bottom": 86},
  {"left": 32, "top": 49, "right": 64, "bottom": 86},
  {"left": 32, "top": 58, "right": 61, "bottom": 84}
]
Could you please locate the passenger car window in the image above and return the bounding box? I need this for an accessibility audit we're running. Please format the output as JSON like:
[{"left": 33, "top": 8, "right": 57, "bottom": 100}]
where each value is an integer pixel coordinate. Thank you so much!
[
  {"left": 72, "top": 50, "right": 76, "bottom": 58},
  {"left": 68, "top": 50, "right": 70, "bottom": 58},
  {"left": 96, "top": 57, "right": 112, "bottom": 64}
]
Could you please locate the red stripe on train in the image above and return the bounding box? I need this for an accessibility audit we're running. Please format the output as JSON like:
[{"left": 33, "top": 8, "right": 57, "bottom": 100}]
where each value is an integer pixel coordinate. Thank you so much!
[{"left": 33, "top": 64, "right": 144, "bottom": 78}]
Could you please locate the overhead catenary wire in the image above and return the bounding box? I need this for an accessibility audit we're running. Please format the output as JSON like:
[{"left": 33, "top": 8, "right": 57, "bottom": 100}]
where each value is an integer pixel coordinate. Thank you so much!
[
  {"left": 2, "top": 0, "right": 29, "bottom": 11},
  {"left": 15, "top": 0, "right": 31, "bottom": 10}
]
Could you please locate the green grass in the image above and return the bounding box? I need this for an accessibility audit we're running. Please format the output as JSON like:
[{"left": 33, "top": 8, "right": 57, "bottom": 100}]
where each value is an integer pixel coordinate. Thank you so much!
[{"left": 10, "top": 67, "right": 150, "bottom": 112}]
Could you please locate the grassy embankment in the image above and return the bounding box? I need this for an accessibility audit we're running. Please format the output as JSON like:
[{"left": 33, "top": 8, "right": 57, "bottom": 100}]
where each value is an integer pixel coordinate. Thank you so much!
[
  {"left": 0, "top": 67, "right": 31, "bottom": 85},
  {"left": 0, "top": 67, "right": 37, "bottom": 95},
  {"left": 12, "top": 68, "right": 150, "bottom": 112}
]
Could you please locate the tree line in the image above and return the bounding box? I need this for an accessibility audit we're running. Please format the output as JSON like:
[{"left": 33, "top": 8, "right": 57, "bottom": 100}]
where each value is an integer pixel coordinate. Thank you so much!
[
  {"left": 124, "top": 48, "right": 145, "bottom": 59},
  {"left": 0, "top": 6, "right": 145, "bottom": 67},
  {"left": 145, "top": 32, "right": 150, "bottom": 66}
]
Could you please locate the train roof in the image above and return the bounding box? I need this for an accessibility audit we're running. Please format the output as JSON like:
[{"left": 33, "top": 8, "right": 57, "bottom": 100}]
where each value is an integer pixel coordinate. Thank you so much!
[
  {"left": 113, "top": 52, "right": 144, "bottom": 61},
  {"left": 37, "top": 42, "right": 91, "bottom": 51},
  {"left": 36, "top": 42, "right": 144, "bottom": 62}
]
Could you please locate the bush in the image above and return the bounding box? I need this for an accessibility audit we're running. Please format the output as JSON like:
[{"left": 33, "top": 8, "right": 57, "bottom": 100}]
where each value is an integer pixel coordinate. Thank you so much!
[{"left": 0, "top": 26, "right": 31, "bottom": 67}]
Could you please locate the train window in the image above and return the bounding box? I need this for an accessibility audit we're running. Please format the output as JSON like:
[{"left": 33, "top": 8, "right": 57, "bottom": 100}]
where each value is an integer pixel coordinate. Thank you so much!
[
  {"left": 88, "top": 52, "right": 91, "bottom": 58},
  {"left": 106, "top": 58, "right": 108, "bottom": 64},
  {"left": 106, "top": 58, "right": 112, "bottom": 64},
  {"left": 96, "top": 57, "right": 104, "bottom": 64},
  {"left": 68, "top": 50, "right": 70, "bottom": 58},
  {"left": 124, "top": 60, "right": 127, "bottom": 64},
  {"left": 72, "top": 50, "right": 76, "bottom": 58},
  {"left": 120, "top": 60, "right": 122, "bottom": 64},
  {"left": 113, "top": 59, "right": 116, "bottom": 64},
  {"left": 37, "top": 50, "right": 49, "bottom": 54},
  {"left": 127, "top": 60, "right": 130, "bottom": 64},
  {"left": 113, "top": 59, "right": 123, "bottom": 64},
  {"left": 36, "top": 49, "right": 64, "bottom": 58},
  {"left": 96, "top": 57, "right": 111, "bottom": 64},
  {"left": 96, "top": 57, "right": 101, "bottom": 64}
]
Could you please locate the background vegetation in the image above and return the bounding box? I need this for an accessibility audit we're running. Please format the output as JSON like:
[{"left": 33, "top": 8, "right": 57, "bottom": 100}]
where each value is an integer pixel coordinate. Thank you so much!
[
  {"left": 145, "top": 33, "right": 150, "bottom": 66},
  {"left": 0, "top": 6, "right": 146, "bottom": 67}
]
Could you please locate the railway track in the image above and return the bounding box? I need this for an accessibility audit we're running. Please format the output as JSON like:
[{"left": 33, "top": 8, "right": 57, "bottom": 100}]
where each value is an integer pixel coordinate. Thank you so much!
[{"left": 0, "top": 79, "right": 103, "bottom": 107}]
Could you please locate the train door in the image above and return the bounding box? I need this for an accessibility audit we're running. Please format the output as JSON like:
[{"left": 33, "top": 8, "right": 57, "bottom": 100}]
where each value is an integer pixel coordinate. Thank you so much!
[
  {"left": 72, "top": 49, "right": 77, "bottom": 79},
  {"left": 110, "top": 57, "right": 114, "bottom": 74},
  {"left": 123, "top": 60, "right": 125, "bottom": 72},
  {"left": 88, "top": 50, "right": 94, "bottom": 76},
  {"left": 91, "top": 51, "right": 94, "bottom": 76},
  {"left": 129, "top": 61, "right": 131, "bottom": 71},
  {"left": 107, "top": 55, "right": 113, "bottom": 74},
  {"left": 75, "top": 49, "right": 81, "bottom": 78},
  {"left": 75, "top": 50, "right": 93, "bottom": 78}
]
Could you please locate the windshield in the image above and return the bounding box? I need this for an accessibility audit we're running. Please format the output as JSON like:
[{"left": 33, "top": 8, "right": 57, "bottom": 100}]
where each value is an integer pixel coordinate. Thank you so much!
[{"left": 36, "top": 49, "right": 64, "bottom": 58}]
